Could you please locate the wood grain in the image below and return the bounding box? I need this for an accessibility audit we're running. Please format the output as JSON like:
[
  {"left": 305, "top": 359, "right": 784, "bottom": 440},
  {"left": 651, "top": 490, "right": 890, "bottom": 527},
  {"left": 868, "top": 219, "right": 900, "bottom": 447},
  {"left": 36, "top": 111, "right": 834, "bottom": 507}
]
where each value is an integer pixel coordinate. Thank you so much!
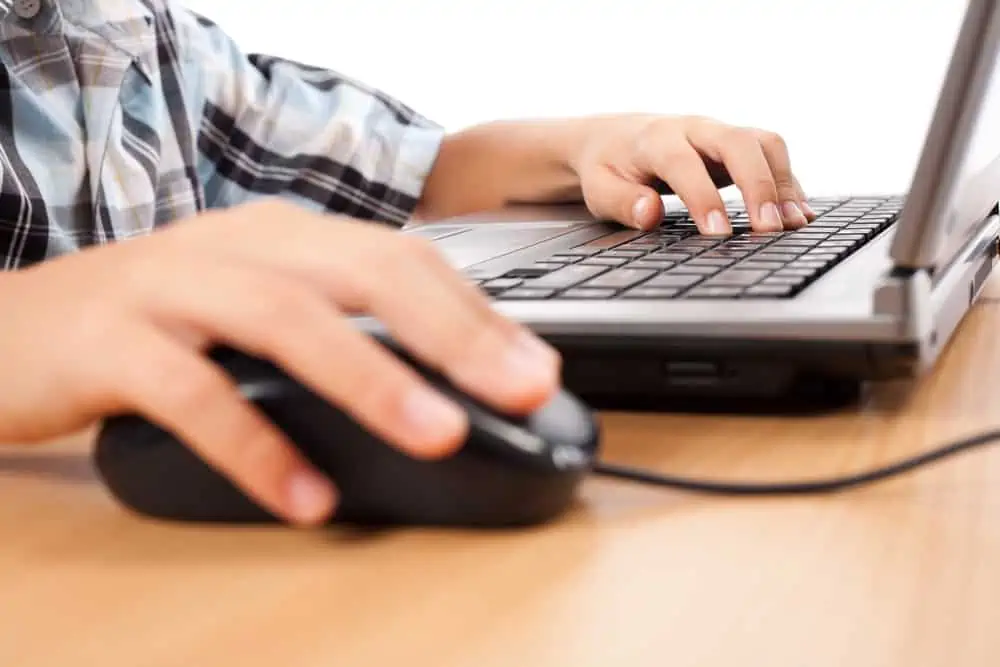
[{"left": 3, "top": 302, "right": 1000, "bottom": 666}]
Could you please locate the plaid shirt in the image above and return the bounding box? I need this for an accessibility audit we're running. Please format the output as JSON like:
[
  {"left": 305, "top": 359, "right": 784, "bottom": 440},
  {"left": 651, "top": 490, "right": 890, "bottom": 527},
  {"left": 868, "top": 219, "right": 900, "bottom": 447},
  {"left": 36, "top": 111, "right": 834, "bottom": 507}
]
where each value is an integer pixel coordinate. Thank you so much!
[{"left": 0, "top": 0, "right": 444, "bottom": 269}]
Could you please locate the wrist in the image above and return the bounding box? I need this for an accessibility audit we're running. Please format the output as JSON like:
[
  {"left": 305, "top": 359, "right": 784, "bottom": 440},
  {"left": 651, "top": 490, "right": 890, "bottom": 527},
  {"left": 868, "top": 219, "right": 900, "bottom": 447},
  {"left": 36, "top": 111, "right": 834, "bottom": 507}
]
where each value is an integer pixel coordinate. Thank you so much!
[{"left": 416, "top": 118, "right": 590, "bottom": 221}]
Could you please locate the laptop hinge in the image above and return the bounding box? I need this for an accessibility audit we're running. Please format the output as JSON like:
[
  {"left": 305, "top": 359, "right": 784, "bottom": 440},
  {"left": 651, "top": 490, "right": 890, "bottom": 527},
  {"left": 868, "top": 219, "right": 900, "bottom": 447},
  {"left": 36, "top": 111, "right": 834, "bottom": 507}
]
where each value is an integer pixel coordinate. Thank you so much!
[{"left": 872, "top": 269, "right": 933, "bottom": 338}]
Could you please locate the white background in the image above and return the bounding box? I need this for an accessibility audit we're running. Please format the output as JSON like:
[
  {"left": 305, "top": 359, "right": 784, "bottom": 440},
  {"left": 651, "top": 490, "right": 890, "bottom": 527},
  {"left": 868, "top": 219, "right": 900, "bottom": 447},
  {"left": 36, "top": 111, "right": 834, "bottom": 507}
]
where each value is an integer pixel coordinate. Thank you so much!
[{"left": 180, "top": 1, "right": 969, "bottom": 197}]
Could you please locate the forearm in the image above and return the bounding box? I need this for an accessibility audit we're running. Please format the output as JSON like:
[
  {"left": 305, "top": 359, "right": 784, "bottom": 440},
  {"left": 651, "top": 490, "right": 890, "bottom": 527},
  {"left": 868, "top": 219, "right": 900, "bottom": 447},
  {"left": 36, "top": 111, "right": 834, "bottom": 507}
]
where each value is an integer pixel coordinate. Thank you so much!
[{"left": 414, "top": 119, "right": 589, "bottom": 222}]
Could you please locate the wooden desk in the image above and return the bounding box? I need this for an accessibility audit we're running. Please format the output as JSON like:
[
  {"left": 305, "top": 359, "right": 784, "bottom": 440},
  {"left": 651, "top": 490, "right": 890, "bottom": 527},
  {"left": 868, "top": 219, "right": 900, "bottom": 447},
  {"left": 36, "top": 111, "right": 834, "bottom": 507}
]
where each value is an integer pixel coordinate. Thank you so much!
[{"left": 5, "top": 297, "right": 1000, "bottom": 666}]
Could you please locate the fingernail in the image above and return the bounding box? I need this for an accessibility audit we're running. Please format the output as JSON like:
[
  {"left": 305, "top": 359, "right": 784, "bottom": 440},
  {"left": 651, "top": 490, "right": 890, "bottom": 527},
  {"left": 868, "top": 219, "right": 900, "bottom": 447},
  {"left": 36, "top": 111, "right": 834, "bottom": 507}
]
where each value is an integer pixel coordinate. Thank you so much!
[
  {"left": 704, "top": 209, "right": 730, "bottom": 236},
  {"left": 632, "top": 195, "right": 656, "bottom": 229},
  {"left": 288, "top": 471, "right": 336, "bottom": 524},
  {"left": 801, "top": 200, "right": 817, "bottom": 217},
  {"left": 402, "top": 387, "right": 467, "bottom": 448},
  {"left": 760, "top": 202, "right": 784, "bottom": 231},
  {"left": 781, "top": 201, "right": 807, "bottom": 225}
]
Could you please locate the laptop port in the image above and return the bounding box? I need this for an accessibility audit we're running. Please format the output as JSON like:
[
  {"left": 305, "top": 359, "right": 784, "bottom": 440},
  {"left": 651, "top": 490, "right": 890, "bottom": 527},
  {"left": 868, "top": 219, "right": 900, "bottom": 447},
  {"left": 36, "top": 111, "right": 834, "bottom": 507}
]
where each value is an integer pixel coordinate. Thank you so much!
[{"left": 663, "top": 360, "right": 725, "bottom": 386}]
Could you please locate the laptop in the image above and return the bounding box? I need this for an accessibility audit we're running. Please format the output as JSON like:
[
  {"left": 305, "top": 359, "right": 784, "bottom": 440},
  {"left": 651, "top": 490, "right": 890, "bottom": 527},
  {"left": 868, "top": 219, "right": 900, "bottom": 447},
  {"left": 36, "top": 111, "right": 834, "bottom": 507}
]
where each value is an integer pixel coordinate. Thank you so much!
[{"left": 390, "top": 0, "right": 1000, "bottom": 410}]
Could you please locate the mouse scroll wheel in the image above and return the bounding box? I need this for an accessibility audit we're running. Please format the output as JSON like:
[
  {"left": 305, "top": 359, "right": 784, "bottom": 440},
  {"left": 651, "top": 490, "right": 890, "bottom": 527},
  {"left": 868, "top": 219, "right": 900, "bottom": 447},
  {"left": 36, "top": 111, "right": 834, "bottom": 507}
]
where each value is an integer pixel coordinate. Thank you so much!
[{"left": 473, "top": 410, "right": 547, "bottom": 454}]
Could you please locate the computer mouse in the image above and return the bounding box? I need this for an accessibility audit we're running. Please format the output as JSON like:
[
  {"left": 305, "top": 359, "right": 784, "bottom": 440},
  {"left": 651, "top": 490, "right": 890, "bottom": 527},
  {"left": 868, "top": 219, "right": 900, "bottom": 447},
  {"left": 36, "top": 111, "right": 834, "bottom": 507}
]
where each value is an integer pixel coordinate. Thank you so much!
[{"left": 94, "top": 343, "right": 601, "bottom": 528}]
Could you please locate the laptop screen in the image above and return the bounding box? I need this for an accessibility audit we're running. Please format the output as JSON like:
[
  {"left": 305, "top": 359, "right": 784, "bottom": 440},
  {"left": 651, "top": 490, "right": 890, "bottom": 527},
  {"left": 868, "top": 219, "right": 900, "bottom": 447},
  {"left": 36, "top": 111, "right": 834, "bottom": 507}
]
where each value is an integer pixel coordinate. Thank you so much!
[{"left": 939, "top": 52, "right": 1000, "bottom": 243}]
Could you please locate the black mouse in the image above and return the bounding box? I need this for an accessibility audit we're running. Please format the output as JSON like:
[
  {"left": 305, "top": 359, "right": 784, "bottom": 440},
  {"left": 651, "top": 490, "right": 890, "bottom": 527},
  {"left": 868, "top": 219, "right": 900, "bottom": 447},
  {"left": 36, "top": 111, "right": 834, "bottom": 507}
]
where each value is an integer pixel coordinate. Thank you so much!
[{"left": 94, "top": 343, "right": 601, "bottom": 528}]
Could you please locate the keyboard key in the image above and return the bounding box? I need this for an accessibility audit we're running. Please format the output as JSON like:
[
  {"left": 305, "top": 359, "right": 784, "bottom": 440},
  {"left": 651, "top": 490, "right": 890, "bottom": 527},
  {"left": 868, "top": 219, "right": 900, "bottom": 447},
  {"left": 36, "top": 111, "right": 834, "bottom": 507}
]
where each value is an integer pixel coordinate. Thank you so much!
[
  {"left": 580, "top": 256, "right": 630, "bottom": 267},
  {"left": 528, "top": 264, "right": 609, "bottom": 289},
  {"left": 738, "top": 260, "right": 784, "bottom": 270},
  {"left": 603, "top": 249, "right": 647, "bottom": 258},
  {"left": 644, "top": 273, "right": 704, "bottom": 288},
  {"left": 773, "top": 268, "right": 816, "bottom": 278},
  {"left": 621, "top": 287, "right": 683, "bottom": 298},
  {"left": 688, "top": 258, "right": 736, "bottom": 267},
  {"left": 701, "top": 249, "right": 752, "bottom": 259},
  {"left": 755, "top": 252, "right": 801, "bottom": 262},
  {"left": 665, "top": 265, "right": 720, "bottom": 276},
  {"left": 629, "top": 259, "right": 676, "bottom": 270},
  {"left": 481, "top": 278, "right": 523, "bottom": 293},
  {"left": 549, "top": 254, "right": 584, "bottom": 263},
  {"left": 684, "top": 286, "right": 744, "bottom": 298},
  {"left": 560, "top": 288, "right": 618, "bottom": 299},
  {"left": 497, "top": 288, "right": 555, "bottom": 299},
  {"left": 646, "top": 252, "right": 692, "bottom": 262},
  {"left": 573, "top": 230, "right": 646, "bottom": 251},
  {"left": 581, "top": 268, "right": 657, "bottom": 290},
  {"left": 705, "top": 269, "right": 771, "bottom": 286},
  {"left": 745, "top": 284, "right": 796, "bottom": 297},
  {"left": 504, "top": 266, "right": 556, "bottom": 278}
]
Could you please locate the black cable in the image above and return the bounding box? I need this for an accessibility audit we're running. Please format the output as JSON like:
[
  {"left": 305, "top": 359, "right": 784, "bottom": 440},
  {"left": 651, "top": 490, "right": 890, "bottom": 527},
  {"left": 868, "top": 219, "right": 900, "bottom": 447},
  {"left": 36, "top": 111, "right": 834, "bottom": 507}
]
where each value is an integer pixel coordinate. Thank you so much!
[{"left": 591, "top": 428, "right": 1000, "bottom": 495}]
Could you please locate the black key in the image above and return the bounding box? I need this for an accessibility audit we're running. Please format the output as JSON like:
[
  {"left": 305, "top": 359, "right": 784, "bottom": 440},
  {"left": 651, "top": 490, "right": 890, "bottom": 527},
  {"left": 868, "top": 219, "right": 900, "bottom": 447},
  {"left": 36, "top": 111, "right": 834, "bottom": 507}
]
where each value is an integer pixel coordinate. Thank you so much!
[
  {"left": 688, "top": 258, "right": 736, "bottom": 267},
  {"left": 504, "top": 266, "right": 555, "bottom": 278},
  {"left": 581, "top": 268, "right": 657, "bottom": 290},
  {"left": 773, "top": 268, "right": 816, "bottom": 278},
  {"left": 618, "top": 241, "right": 662, "bottom": 251},
  {"left": 705, "top": 269, "right": 771, "bottom": 286},
  {"left": 818, "top": 241, "right": 860, "bottom": 249},
  {"left": 629, "top": 260, "right": 676, "bottom": 271},
  {"left": 497, "top": 288, "right": 555, "bottom": 299},
  {"left": 804, "top": 252, "right": 843, "bottom": 262},
  {"left": 574, "top": 230, "right": 647, "bottom": 251},
  {"left": 755, "top": 252, "right": 801, "bottom": 262},
  {"left": 665, "top": 265, "right": 720, "bottom": 276},
  {"left": 701, "top": 249, "right": 751, "bottom": 259},
  {"left": 738, "top": 260, "right": 784, "bottom": 270},
  {"left": 684, "top": 286, "right": 744, "bottom": 298},
  {"left": 528, "top": 264, "right": 609, "bottom": 289},
  {"left": 744, "top": 284, "right": 796, "bottom": 298},
  {"left": 621, "top": 287, "right": 683, "bottom": 298},
  {"left": 580, "top": 256, "right": 630, "bottom": 267},
  {"left": 789, "top": 259, "right": 829, "bottom": 270},
  {"left": 787, "top": 233, "right": 830, "bottom": 241},
  {"left": 761, "top": 275, "right": 807, "bottom": 287},
  {"left": 560, "top": 288, "right": 618, "bottom": 299},
  {"left": 771, "top": 240, "right": 819, "bottom": 249},
  {"left": 482, "top": 278, "right": 523, "bottom": 292},
  {"left": 644, "top": 273, "right": 704, "bottom": 288},
  {"left": 603, "top": 249, "right": 647, "bottom": 258},
  {"left": 646, "top": 252, "right": 693, "bottom": 262}
]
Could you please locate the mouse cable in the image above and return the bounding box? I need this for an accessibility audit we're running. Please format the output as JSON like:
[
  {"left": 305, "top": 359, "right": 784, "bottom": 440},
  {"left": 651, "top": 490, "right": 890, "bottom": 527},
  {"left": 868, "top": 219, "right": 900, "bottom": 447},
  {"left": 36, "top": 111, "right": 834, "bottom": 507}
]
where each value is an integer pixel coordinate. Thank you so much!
[{"left": 590, "top": 428, "right": 1000, "bottom": 495}]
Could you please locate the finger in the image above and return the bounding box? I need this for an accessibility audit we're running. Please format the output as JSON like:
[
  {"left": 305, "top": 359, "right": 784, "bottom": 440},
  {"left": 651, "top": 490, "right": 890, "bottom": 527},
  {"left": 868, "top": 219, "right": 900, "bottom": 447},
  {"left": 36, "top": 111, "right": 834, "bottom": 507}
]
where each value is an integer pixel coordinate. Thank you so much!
[
  {"left": 793, "top": 176, "right": 817, "bottom": 219},
  {"left": 105, "top": 326, "right": 337, "bottom": 525},
  {"left": 578, "top": 166, "right": 664, "bottom": 230},
  {"left": 142, "top": 262, "right": 471, "bottom": 461},
  {"left": 635, "top": 140, "right": 731, "bottom": 235},
  {"left": 343, "top": 235, "right": 561, "bottom": 414},
  {"left": 756, "top": 130, "right": 809, "bottom": 228},
  {"left": 686, "top": 123, "right": 784, "bottom": 233}
]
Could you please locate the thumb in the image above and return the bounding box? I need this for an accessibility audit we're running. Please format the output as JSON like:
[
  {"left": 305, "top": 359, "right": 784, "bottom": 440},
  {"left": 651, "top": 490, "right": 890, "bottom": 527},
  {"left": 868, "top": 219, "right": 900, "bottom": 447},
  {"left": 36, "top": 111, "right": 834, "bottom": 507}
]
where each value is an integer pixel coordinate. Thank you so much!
[{"left": 581, "top": 168, "right": 663, "bottom": 230}]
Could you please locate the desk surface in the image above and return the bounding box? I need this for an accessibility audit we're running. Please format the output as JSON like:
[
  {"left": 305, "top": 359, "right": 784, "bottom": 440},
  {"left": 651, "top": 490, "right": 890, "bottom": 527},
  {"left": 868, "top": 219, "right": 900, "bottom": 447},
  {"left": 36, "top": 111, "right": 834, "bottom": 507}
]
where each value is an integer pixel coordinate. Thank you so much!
[{"left": 5, "top": 290, "right": 1000, "bottom": 666}]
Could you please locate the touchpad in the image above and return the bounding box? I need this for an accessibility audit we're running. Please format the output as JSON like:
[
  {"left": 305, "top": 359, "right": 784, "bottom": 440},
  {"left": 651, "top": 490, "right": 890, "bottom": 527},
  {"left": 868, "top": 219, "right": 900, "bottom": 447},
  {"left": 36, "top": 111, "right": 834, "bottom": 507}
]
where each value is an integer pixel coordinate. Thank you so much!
[{"left": 411, "top": 225, "right": 582, "bottom": 268}]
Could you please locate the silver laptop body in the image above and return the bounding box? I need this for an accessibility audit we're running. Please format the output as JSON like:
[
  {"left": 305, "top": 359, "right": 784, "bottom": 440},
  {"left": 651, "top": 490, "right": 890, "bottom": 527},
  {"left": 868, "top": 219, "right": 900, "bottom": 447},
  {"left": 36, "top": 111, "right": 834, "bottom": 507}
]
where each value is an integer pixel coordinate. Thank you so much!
[{"left": 389, "top": 0, "right": 1000, "bottom": 408}]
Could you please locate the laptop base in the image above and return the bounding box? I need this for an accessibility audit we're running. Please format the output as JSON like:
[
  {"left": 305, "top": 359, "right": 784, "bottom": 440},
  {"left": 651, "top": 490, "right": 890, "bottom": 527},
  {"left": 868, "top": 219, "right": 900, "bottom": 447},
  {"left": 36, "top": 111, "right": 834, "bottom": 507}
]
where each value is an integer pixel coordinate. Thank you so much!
[{"left": 547, "top": 335, "right": 919, "bottom": 415}]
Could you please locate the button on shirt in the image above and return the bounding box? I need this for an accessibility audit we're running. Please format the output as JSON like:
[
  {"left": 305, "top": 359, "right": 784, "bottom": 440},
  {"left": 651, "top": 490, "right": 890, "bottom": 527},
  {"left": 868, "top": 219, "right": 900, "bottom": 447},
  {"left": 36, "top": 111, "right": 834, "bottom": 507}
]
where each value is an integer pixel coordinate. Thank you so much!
[{"left": 0, "top": 0, "right": 445, "bottom": 269}]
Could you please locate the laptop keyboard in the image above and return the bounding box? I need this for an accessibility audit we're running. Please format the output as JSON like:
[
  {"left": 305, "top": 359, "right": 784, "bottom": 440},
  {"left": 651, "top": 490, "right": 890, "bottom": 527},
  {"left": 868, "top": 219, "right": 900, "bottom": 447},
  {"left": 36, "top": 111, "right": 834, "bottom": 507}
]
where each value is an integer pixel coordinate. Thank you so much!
[{"left": 470, "top": 196, "right": 903, "bottom": 300}]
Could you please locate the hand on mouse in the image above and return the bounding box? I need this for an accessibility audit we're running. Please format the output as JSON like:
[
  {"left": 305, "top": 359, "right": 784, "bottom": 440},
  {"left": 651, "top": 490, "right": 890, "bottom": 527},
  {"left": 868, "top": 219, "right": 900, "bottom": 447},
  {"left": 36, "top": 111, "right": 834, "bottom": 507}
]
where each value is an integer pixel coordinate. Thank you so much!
[
  {"left": 0, "top": 200, "right": 561, "bottom": 525},
  {"left": 417, "top": 114, "right": 817, "bottom": 236}
]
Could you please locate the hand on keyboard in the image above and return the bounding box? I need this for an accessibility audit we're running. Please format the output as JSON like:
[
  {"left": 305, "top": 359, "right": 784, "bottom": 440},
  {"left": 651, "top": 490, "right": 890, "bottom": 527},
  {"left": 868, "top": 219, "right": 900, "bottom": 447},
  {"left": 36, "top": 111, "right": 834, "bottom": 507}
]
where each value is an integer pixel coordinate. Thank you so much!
[{"left": 566, "top": 115, "right": 817, "bottom": 236}]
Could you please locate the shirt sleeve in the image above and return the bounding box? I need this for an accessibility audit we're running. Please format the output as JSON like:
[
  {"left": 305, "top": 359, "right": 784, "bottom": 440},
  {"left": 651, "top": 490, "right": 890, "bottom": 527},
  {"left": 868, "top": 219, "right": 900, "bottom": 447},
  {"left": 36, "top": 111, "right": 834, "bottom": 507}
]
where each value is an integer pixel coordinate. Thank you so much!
[{"left": 171, "top": 8, "right": 445, "bottom": 227}]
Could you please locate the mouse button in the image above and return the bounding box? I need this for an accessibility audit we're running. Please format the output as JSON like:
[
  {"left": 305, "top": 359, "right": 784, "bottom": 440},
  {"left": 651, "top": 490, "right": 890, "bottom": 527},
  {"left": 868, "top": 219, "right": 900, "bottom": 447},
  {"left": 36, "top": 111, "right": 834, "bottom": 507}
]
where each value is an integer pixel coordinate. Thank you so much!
[{"left": 527, "top": 391, "right": 600, "bottom": 450}]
